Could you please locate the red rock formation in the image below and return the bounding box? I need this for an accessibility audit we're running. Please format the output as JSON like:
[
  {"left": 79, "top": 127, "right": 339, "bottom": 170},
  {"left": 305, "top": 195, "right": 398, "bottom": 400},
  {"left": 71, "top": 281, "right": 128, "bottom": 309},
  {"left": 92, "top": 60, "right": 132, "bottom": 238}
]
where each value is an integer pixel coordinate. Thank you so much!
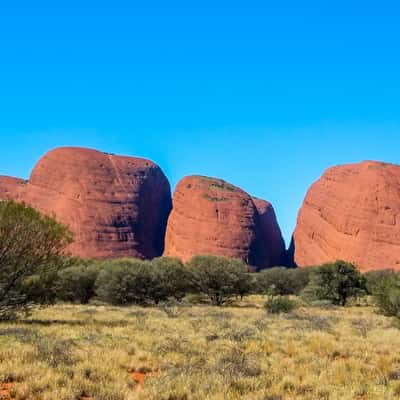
[
  {"left": 0, "top": 147, "right": 172, "bottom": 259},
  {"left": 0, "top": 176, "right": 26, "bottom": 200},
  {"left": 164, "top": 175, "right": 286, "bottom": 268},
  {"left": 292, "top": 161, "right": 400, "bottom": 271}
]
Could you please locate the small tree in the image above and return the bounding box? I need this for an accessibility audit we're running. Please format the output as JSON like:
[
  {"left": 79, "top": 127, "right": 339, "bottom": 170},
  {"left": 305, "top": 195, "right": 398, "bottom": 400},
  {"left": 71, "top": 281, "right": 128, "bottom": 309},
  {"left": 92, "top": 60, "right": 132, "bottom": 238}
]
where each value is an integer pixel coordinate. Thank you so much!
[
  {"left": 257, "top": 267, "right": 289, "bottom": 295},
  {"left": 235, "top": 272, "right": 254, "bottom": 300},
  {"left": 187, "top": 255, "right": 250, "bottom": 306},
  {"left": 301, "top": 260, "right": 367, "bottom": 306},
  {"left": 0, "top": 201, "right": 73, "bottom": 319},
  {"left": 151, "top": 257, "right": 192, "bottom": 301}
]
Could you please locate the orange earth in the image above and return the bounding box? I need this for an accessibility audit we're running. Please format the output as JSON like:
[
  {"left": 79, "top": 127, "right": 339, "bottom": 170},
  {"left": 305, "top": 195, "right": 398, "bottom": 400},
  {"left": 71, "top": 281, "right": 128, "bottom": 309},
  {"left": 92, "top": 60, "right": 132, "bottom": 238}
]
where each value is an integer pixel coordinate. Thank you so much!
[
  {"left": 0, "top": 382, "right": 14, "bottom": 399},
  {"left": 130, "top": 369, "right": 159, "bottom": 390}
]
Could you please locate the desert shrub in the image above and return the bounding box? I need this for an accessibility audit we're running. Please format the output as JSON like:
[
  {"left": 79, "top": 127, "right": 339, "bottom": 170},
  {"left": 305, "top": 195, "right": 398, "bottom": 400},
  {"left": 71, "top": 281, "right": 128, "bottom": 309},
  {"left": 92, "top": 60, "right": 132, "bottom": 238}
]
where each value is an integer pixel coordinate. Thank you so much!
[
  {"left": 0, "top": 201, "right": 73, "bottom": 320},
  {"left": 372, "top": 274, "right": 400, "bottom": 317},
  {"left": 158, "top": 299, "right": 184, "bottom": 318},
  {"left": 55, "top": 262, "right": 102, "bottom": 304},
  {"left": 151, "top": 257, "right": 192, "bottom": 301},
  {"left": 19, "top": 257, "right": 80, "bottom": 305},
  {"left": 96, "top": 257, "right": 194, "bottom": 305},
  {"left": 301, "top": 260, "right": 367, "bottom": 306},
  {"left": 264, "top": 295, "right": 297, "bottom": 314},
  {"left": 351, "top": 318, "right": 373, "bottom": 337},
  {"left": 35, "top": 338, "right": 75, "bottom": 368},
  {"left": 291, "top": 267, "right": 314, "bottom": 294},
  {"left": 216, "top": 347, "right": 261, "bottom": 377},
  {"left": 0, "top": 327, "right": 41, "bottom": 343},
  {"left": 21, "top": 270, "right": 60, "bottom": 305},
  {"left": 287, "top": 313, "right": 333, "bottom": 332},
  {"left": 256, "top": 267, "right": 312, "bottom": 296},
  {"left": 187, "top": 255, "right": 251, "bottom": 305},
  {"left": 364, "top": 269, "right": 397, "bottom": 295},
  {"left": 95, "top": 259, "right": 156, "bottom": 305}
]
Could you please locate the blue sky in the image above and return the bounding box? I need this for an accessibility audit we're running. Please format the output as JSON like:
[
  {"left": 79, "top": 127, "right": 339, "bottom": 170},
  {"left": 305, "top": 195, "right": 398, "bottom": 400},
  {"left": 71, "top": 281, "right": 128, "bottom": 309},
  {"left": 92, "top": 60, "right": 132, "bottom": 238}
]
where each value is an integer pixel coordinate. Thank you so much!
[{"left": 0, "top": 1, "right": 399, "bottom": 244}]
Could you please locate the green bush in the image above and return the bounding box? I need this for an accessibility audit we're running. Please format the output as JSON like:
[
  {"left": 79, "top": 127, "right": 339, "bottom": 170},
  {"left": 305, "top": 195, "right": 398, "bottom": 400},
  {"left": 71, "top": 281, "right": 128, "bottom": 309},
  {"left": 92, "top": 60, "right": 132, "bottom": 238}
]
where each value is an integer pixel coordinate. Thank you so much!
[
  {"left": 372, "top": 274, "right": 400, "bottom": 317},
  {"left": 95, "top": 259, "right": 156, "bottom": 305},
  {"left": 364, "top": 269, "right": 397, "bottom": 295},
  {"left": 264, "top": 296, "right": 297, "bottom": 314},
  {"left": 301, "top": 260, "right": 367, "bottom": 306},
  {"left": 256, "top": 267, "right": 312, "bottom": 296},
  {"left": 151, "top": 257, "right": 192, "bottom": 301},
  {"left": 55, "top": 262, "right": 102, "bottom": 304},
  {"left": 188, "top": 255, "right": 251, "bottom": 306},
  {"left": 20, "top": 257, "right": 81, "bottom": 305},
  {"left": 21, "top": 271, "right": 60, "bottom": 305},
  {"left": 292, "top": 267, "right": 314, "bottom": 294}
]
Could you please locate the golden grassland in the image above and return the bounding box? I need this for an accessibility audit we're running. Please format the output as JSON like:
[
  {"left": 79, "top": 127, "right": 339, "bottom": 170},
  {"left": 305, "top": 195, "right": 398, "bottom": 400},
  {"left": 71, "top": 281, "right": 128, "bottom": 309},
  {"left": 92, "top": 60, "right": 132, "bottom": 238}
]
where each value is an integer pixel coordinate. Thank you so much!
[{"left": 0, "top": 297, "right": 400, "bottom": 400}]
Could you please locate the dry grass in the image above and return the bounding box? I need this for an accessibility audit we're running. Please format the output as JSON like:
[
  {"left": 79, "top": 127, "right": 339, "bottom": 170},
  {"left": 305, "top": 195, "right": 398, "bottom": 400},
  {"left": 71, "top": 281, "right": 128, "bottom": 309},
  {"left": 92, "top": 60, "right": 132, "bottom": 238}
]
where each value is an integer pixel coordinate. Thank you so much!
[{"left": 0, "top": 297, "right": 399, "bottom": 399}]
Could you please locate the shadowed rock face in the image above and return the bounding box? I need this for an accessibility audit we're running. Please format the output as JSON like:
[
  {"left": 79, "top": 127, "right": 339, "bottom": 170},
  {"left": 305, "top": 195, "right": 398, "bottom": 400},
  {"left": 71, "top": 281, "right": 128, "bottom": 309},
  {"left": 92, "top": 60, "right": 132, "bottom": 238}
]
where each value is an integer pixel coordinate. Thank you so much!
[
  {"left": 164, "top": 175, "right": 286, "bottom": 269},
  {"left": 252, "top": 197, "right": 287, "bottom": 268},
  {"left": 292, "top": 161, "right": 400, "bottom": 271},
  {"left": 0, "top": 147, "right": 172, "bottom": 259}
]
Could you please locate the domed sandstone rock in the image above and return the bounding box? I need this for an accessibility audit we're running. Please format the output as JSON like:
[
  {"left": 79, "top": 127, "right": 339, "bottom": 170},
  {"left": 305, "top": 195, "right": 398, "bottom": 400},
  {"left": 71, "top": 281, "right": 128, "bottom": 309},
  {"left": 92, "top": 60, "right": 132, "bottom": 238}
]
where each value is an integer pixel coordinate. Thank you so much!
[
  {"left": 292, "top": 161, "right": 400, "bottom": 271},
  {"left": 164, "top": 175, "right": 286, "bottom": 269},
  {"left": 0, "top": 147, "right": 172, "bottom": 259}
]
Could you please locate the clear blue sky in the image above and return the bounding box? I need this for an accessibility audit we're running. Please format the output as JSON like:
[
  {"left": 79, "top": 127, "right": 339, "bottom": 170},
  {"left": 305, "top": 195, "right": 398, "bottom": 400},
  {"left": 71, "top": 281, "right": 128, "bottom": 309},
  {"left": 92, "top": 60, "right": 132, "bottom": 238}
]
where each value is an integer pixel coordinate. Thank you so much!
[{"left": 1, "top": 1, "right": 399, "bottom": 244}]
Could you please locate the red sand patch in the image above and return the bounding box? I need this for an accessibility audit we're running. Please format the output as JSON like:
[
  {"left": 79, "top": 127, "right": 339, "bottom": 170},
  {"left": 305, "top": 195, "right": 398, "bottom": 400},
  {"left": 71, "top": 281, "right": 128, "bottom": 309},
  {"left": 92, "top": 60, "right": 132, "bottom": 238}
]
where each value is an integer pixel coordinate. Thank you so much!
[
  {"left": 1, "top": 383, "right": 14, "bottom": 399},
  {"left": 131, "top": 372, "right": 147, "bottom": 386},
  {"left": 130, "top": 370, "right": 159, "bottom": 391}
]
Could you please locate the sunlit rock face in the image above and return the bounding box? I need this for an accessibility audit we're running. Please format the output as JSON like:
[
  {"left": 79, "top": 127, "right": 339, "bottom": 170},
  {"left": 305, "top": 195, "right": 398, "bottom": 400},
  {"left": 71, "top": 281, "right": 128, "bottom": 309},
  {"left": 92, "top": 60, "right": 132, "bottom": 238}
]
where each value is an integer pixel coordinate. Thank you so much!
[
  {"left": 0, "top": 147, "right": 172, "bottom": 259},
  {"left": 164, "top": 175, "right": 286, "bottom": 269},
  {"left": 292, "top": 161, "right": 400, "bottom": 272}
]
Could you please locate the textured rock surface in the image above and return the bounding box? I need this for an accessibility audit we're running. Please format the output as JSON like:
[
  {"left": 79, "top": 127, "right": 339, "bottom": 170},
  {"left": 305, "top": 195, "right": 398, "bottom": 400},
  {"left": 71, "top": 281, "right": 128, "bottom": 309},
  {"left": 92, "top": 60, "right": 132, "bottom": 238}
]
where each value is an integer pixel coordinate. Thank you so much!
[
  {"left": 0, "top": 147, "right": 172, "bottom": 259},
  {"left": 292, "top": 161, "right": 400, "bottom": 271},
  {"left": 0, "top": 176, "right": 26, "bottom": 200},
  {"left": 164, "top": 175, "right": 286, "bottom": 268}
]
